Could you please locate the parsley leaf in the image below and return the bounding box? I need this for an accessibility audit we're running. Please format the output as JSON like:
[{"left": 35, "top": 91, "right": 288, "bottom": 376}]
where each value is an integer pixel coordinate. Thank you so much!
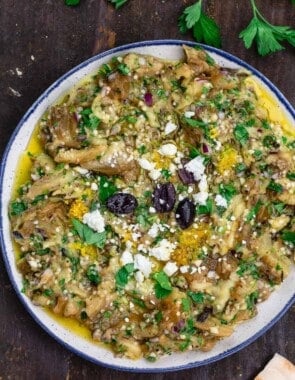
[
  {"left": 286, "top": 172, "right": 295, "bottom": 181},
  {"left": 178, "top": 0, "right": 221, "bottom": 47},
  {"left": 115, "top": 263, "right": 135, "bottom": 288},
  {"left": 239, "top": 0, "right": 295, "bottom": 56},
  {"left": 188, "top": 291, "right": 205, "bottom": 304},
  {"left": 237, "top": 259, "right": 260, "bottom": 279},
  {"left": 246, "top": 200, "right": 262, "bottom": 222},
  {"left": 86, "top": 265, "right": 101, "bottom": 285},
  {"left": 99, "top": 176, "right": 118, "bottom": 203},
  {"left": 72, "top": 218, "right": 106, "bottom": 248},
  {"left": 181, "top": 298, "right": 191, "bottom": 312},
  {"left": 153, "top": 271, "right": 172, "bottom": 299},
  {"left": 161, "top": 169, "right": 172, "bottom": 180},
  {"left": 219, "top": 183, "right": 237, "bottom": 203},
  {"left": 79, "top": 108, "right": 101, "bottom": 131},
  {"left": 233, "top": 124, "right": 249, "bottom": 145},
  {"left": 246, "top": 290, "right": 259, "bottom": 310},
  {"left": 196, "top": 198, "right": 213, "bottom": 215},
  {"left": 270, "top": 202, "right": 286, "bottom": 216},
  {"left": 65, "top": 0, "right": 80, "bottom": 5},
  {"left": 117, "top": 63, "right": 130, "bottom": 75},
  {"left": 281, "top": 230, "right": 295, "bottom": 245},
  {"left": 10, "top": 201, "right": 27, "bottom": 216},
  {"left": 108, "top": 0, "right": 128, "bottom": 9},
  {"left": 267, "top": 180, "right": 283, "bottom": 193}
]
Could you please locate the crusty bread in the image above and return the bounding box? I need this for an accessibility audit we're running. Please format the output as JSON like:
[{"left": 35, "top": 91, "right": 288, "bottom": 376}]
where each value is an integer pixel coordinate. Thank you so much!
[{"left": 255, "top": 353, "right": 295, "bottom": 380}]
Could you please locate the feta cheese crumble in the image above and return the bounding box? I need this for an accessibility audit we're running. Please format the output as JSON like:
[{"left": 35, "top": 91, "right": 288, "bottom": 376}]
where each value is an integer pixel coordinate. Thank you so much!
[
  {"left": 147, "top": 223, "right": 160, "bottom": 238},
  {"left": 149, "top": 239, "right": 177, "bottom": 261},
  {"left": 184, "top": 111, "right": 195, "bottom": 118},
  {"left": 164, "top": 121, "right": 177, "bottom": 135},
  {"left": 82, "top": 209, "right": 105, "bottom": 233},
  {"left": 215, "top": 194, "right": 227, "bottom": 208},
  {"left": 120, "top": 250, "right": 134, "bottom": 265},
  {"left": 163, "top": 261, "right": 178, "bottom": 277},
  {"left": 184, "top": 156, "right": 205, "bottom": 181},
  {"left": 193, "top": 191, "right": 209, "bottom": 205},
  {"left": 158, "top": 143, "right": 177, "bottom": 157},
  {"left": 74, "top": 166, "right": 89, "bottom": 175},
  {"left": 149, "top": 169, "right": 161, "bottom": 180},
  {"left": 134, "top": 254, "right": 152, "bottom": 278},
  {"left": 138, "top": 158, "right": 154, "bottom": 171}
]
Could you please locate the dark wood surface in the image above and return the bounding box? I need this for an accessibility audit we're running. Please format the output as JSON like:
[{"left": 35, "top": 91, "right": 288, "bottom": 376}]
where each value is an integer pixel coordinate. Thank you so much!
[{"left": 0, "top": 1, "right": 294, "bottom": 379}]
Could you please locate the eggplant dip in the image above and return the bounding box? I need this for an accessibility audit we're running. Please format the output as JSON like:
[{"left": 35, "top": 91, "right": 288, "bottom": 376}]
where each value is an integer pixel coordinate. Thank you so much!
[{"left": 10, "top": 46, "right": 295, "bottom": 361}]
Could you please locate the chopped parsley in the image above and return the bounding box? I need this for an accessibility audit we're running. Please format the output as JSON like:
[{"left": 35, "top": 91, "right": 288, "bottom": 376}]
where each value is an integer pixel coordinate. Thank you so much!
[
  {"left": 267, "top": 180, "right": 283, "bottom": 193},
  {"left": 219, "top": 183, "right": 237, "bottom": 202},
  {"left": 246, "top": 290, "right": 259, "bottom": 310},
  {"left": 188, "top": 291, "right": 205, "bottom": 304},
  {"left": 99, "top": 176, "right": 118, "bottom": 203},
  {"left": 153, "top": 271, "right": 172, "bottom": 299},
  {"left": 233, "top": 124, "right": 249, "bottom": 145},
  {"left": 86, "top": 265, "right": 101, "bottom": 285},
  {"left": 237, "top": 259, "right": 260, "bottom": 279},
  {"left": 115, "top": 263, "right": 135, "bottom": 288},
  {"left": 281, "top": 230, "right": 295, "bottom": 245},
  {"left": 10, "top": 201, "right": 27, "bottom": 216},
  {"left": 71, "top": 218, "right": 106, "bottom": 248}
]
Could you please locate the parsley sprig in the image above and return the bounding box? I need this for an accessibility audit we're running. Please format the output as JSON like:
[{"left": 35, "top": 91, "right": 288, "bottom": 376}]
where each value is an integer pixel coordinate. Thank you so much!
[
  {"left": 108, "top": 0, "right": 128, "bottom": 9},
  {"left": 239, "top": 0, "right": 295, "bottom": 56},
  {"left": 65, "top": 0, "right": 80, "bottom": 5},
  {"left": 178, "top": 0, "right": 221, "bottom": 47}
]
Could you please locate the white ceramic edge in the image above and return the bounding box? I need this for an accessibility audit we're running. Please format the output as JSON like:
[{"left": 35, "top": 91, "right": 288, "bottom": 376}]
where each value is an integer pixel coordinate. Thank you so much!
[{"left": 0, "top": 40, "right": 294, "bottom": 373}]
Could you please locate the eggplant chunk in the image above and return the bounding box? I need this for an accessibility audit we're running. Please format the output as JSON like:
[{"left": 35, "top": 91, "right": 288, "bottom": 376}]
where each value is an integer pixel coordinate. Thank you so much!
[
  {"left": 40, "top": 105, "right": 81, "bottom": 155},
  {"left": 26, "top": 171, "right": 75, "bottom": 200},
  {"left": 81, "top": 141, "right": 139, "bottom": 181}
]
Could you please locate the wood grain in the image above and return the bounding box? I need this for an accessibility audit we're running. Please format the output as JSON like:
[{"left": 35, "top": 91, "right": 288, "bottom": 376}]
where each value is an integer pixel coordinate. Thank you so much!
[{"left": 0, "top": 1, "right": 294, "bottom": 379}]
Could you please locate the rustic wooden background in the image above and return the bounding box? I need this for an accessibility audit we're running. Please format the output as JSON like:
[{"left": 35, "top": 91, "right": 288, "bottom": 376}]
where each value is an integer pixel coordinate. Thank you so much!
[{"left": 0, "top": 1, "right": 294, "bottom": 379}]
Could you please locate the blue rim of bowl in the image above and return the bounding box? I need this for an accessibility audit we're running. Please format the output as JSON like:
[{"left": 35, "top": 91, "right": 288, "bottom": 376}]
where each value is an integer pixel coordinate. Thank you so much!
[{"left": 0, "top": 39, "right": 294, "bottom": 373}]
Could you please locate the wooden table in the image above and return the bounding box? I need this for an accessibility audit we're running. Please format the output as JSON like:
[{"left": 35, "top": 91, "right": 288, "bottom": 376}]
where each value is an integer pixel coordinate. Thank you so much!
[{"left": 0, "top": 1, "right": 294, "bottom": 379}]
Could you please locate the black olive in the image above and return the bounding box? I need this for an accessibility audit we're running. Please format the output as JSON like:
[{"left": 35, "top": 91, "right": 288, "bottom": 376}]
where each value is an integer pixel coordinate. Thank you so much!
[
  {"left": 152, "top": 183, "right": 176, "bottom": 213},
  {"left": 12, "top": 231, "right": 23, "bottom": 239},
  {"left": 106, "top": 192, "right": 138, "bottom": 214},
  {"left": 197, "top": 307, "right": 213, "bottom": 322},
  {"left": 177, "top": 167, "right": 195, "bottom": 185},
  {"left": 175, "top": 198, "right": 195, "bottom": 229}
]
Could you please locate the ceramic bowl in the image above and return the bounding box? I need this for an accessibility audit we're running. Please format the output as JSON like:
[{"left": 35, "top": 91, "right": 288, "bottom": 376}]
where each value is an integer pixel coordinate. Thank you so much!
[{"left": 1, "top": 40, "right": 294, "bottom": 372}]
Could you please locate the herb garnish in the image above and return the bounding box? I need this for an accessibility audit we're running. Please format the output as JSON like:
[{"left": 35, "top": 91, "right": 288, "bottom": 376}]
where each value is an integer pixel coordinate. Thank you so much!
[
  {"left": 108, "top": 0, "right": 128, "bottom": 9},
  {"left": 281, "top": 231, "right": 295, "bottom": 245},
  {"left": 267, "top": 180, "right": 283, "bottom": 194},
  {"left": 178, "top": 0, "right": 221, "bottom": 47},
  {"left": 188, "top": 291, "right": 205, "bottom": 304},
  {"left": 153, "top": 271, "right": 172, "bottom": 299},
  {"left": 65, "top": 0, "right": 80, "bottom": 6},
  {"left": 99, "top": 176, "right": 118, "bottom": 203},
  {"left": 239, "top": 0, "right": 295, "bottom": 56},
  {"left": 10, "top": 201, "right": 27, "bottom": 216},
  {"left": 246, "top": 290, "right": 259, "bottom": 310},
  {"left": 72, "top": 218, "right": 106, "bottom": 248},
  {"left": 233, "top": 124, "right": 249, "bottom": 145},
  {"left": 115, "top": 263, "right": 135, "bottom": 288},
  {"left": 86, "top": 265, "right": 101, "bottom": 285}
]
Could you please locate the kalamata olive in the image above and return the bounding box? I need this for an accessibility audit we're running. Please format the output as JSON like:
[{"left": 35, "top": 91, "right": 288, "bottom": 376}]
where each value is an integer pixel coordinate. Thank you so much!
[
  {"left": 152, "top": 183, "right": 176, "bottom": 213},
  {"left": 106, "top": 192, "right": 138, "bottom": 214},
  {"left": 12, "top": 230, "right": 23, "bottom": 239},
  {"left": 177, "top": 168, "right": 195, "bottom": 184},
  {"left": 177, "top": 158, "right": 195, "bottom": 185},
  {"left": 197, "top": 307, "right": 213, "bottom": 322},
  {"left": 175, "top": 198, "right": 195, "bottom": 229}
]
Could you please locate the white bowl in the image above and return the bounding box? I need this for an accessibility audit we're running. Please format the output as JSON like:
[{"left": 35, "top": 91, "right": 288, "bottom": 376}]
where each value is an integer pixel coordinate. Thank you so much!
[{"left": 1, "top": 40, "right": 294, "bottom": 372}]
